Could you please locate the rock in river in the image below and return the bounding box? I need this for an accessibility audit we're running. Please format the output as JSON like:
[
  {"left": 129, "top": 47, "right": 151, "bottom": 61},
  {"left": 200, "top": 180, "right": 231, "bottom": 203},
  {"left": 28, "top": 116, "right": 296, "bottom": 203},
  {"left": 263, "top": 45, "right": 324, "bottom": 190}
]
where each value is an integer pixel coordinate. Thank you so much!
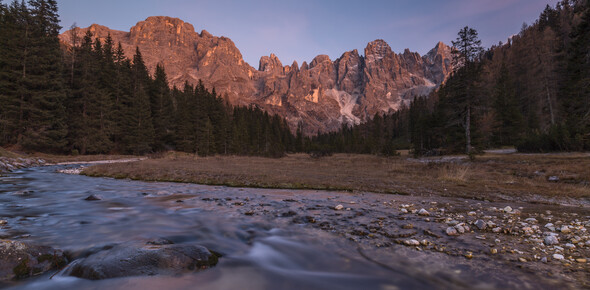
[
  {"left": 66, "top": 242, "right": 219, "bottom": 280},
  {"left": 0, "top": 240, "right": 67, "bottom": 281}
]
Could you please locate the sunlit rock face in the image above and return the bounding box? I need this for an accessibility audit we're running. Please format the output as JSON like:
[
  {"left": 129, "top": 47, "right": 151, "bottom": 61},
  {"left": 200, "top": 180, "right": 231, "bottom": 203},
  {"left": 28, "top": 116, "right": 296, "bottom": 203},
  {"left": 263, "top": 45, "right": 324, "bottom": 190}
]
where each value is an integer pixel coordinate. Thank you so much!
[{"left": 61, "top": 17, "right": 452, "bottom": 135}]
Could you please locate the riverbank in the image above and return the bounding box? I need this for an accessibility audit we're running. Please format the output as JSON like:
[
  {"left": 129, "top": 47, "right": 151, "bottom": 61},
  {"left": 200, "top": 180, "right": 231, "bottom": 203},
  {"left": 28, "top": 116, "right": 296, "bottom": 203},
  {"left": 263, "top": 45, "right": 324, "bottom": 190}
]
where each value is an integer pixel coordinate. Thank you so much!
[
  {"left": 0, "top": 147, "right": 139, "bottom": 173},
  {"left": 77, "top": 152, "right": 590, "bottom": 287},
  {"left": 81, "top": 152, "right": 590, "bottom": 203},
  {"left": 0, "top": 148, "right": 45, "bottom": 173}
]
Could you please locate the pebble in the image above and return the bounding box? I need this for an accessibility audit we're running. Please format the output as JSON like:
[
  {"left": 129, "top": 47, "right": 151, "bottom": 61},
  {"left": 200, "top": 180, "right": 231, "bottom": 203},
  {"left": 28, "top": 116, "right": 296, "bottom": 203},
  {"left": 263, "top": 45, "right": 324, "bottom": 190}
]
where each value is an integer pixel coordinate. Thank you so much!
[
  {"left": 545, "top": 223, "right": 556, "bottom": 231},
  {"left": 447, "top": 220, "right": 459, "bottom": 226},
  {"left": 446, "top": 227, "right": 459, "bottom": 236},
  {"left": 541, "top": 257, "right": 548, "bottom": 263},
  {"left": 455, "top": 225, "right": 466, "bottom": 234},
  {"left": 418, "top": 209, "right": 430, "bottom": 216},
  {"left": 0, "top": 220, "right": 7, "bottom": 225},
  {"left": 503, "top": 206, "right": 512, "bottom": 213},
  {"left": 492, "top": 227, "right": 502, "bottom": 233},
  {"left": 490, "top": 248, "right": 498, "bottom": 254},
  {"left": 560, "top": 226, "right": 571, "bottom": 234},
  {"left": 400, "top": 208, "right": 408, "bottom": 213},
  {"left": 544, "top": 235, "right": 559, "bottom": 246},
  {"left": 522, "top": 227, "right": 534, "bottom": 236},
  {"left": 468, "top": 211, "right": 476, "bottom": 216},
  {"left": 519, "top": 257, "right": 527, "bottom": 262},
  {"left": 564, "top": 243, "right": 576, "bottom": 249},
  {"left": 576, "top": 258, "right": 587, "bottom": 263},
  {"left": 525, "top": 218, "right": 538, "bottom": 223},
  {"left": 334, "top": 204, "right": 344, "bottom": 210},
  {"left": 474, "top": 220, "right": 487, "bottom": 230},
  {"left": 553, "top": 254, "right": 564, "bottom": 260},
  {"left": 404, "top": 239, "right": 420, "bottom": 246}
]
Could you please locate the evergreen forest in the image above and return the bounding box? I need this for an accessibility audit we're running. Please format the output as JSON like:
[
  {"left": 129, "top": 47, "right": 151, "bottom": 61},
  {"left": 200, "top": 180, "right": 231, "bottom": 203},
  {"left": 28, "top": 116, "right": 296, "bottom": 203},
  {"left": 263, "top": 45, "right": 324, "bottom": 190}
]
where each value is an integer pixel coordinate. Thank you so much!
[
  {"left": 0, "top": 0, "right": 294, "bottom": 157},
  {"left": 313, "top": 0, "right": 590, "bottom": 155},
  {"left": 0, "top": 0, "right": 589, "bottom": 157}
]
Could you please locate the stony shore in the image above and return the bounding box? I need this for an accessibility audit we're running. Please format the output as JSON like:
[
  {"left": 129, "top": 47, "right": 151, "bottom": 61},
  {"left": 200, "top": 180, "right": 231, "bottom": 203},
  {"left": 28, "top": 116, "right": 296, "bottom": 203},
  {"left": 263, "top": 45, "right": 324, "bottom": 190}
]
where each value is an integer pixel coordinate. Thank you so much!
[{"left": 0, "top": 157, "right": 45, "bottom": 173}]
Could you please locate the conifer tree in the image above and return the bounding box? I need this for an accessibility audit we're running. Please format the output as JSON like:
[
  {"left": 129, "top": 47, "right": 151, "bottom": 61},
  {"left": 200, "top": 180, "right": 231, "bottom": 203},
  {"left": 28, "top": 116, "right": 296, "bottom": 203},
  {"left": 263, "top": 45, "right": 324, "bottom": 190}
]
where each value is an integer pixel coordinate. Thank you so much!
[
  {"left": 149, "top": 64, "right": 174, "bottom": 150},
  {"left": 20, "top": 0, "right": 67, "bottom": 152},
  {"left": 122, "top": 47, "right": 154, "bottom": 154},
  {"left": 451, "top": 26, "right": 483, "bottom": 155}
]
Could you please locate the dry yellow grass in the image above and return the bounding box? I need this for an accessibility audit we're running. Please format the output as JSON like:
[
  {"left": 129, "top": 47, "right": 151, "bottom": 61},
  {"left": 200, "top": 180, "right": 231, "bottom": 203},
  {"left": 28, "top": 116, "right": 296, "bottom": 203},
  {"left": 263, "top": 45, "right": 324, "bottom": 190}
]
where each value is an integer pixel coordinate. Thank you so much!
[
  {"left": 80, "top": 152, "right": 590, "bottom": 201},
  {"left": 438, "top": 164, "right": 471, "bottom": 183}
]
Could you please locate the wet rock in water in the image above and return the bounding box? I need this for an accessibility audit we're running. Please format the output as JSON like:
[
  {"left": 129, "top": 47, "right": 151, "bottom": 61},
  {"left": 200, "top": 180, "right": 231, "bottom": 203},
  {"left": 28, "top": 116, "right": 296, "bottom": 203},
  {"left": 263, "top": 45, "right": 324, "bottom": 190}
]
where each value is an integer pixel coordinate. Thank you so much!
[
  {"left": 446, "top": 227, "right": 458, "bottom": 236},
  {"left": 474, "top": 220, "right": 487, "bottom": 230},
  {"left": 279, "top": 211, "right": 297, "bottom": 217},
  {"left": 66, "top": 242, "right": 218, "bottom": 280},
  {"left": 418, "top": 209, "right": 429, "bottom": 216},
  {"left": 544, "top": 235, "right": 559, "bottom": 246},
  {"left": 0, "top": 240, "right": 66, "bottom": 281},
  {"left": 334, "top": 204, "right": 344, "bottom": 211},
  {"left": 84, "top": 194, "right": 101, "bottom": 201}
]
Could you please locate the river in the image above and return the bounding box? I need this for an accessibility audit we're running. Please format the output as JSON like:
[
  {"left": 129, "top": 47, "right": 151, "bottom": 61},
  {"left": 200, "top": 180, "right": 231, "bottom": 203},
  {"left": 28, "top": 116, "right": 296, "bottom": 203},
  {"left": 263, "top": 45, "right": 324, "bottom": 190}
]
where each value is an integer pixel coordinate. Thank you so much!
[{"left": 0, "top": 164, "right": 583, "bottom": 289}]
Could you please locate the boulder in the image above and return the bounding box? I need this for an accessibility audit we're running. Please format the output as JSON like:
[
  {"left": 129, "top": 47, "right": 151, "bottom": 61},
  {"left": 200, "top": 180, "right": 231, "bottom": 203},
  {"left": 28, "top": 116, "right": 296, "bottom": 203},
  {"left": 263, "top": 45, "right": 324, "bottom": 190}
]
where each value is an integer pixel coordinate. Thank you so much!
[
  {"left": 0, "top": 240, "right": 67, "bottom": 281},
  {"left": 66, "top": 242, "right": 219, "bottom": 280}
]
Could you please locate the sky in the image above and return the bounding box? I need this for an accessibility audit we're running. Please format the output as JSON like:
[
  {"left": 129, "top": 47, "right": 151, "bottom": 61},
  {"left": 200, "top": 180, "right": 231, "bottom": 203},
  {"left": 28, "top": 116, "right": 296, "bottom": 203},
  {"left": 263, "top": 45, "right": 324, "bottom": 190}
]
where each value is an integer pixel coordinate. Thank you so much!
[{"left": 56, "top": 0, "right": 560, "bottom": 67}]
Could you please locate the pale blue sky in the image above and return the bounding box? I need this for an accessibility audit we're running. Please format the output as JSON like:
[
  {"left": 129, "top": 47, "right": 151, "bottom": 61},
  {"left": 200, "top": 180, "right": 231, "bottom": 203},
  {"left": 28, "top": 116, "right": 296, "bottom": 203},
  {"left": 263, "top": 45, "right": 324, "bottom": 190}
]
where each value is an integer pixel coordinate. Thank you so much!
[{"left": 56, "top": 0, "right": 559, "bottom": 66}]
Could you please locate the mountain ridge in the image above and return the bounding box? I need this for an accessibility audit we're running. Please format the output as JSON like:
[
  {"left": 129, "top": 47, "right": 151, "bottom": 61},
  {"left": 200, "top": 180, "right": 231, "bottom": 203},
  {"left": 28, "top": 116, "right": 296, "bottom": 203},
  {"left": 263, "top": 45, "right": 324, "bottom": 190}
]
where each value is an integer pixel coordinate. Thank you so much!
[{"left": 60, "top": 16, "right": 452, "bottom": 134}]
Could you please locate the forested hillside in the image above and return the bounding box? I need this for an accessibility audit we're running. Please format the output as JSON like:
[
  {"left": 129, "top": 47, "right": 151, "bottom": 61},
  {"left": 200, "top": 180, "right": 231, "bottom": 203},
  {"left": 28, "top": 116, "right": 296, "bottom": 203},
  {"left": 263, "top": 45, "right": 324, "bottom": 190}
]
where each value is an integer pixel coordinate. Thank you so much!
[
  {"left": 0, "top": 0, "right": 294, "bottom": 156},
  {"left": 312, "top": 0, "right": 589, "bottom": 155}
]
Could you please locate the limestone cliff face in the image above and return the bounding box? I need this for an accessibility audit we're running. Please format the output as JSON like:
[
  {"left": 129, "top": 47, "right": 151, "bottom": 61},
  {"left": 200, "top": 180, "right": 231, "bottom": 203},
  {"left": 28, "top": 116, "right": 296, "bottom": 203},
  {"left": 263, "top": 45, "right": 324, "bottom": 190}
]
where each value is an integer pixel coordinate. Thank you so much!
[{"left": 60, "top": 17, "right": 452, "bottom": 135}]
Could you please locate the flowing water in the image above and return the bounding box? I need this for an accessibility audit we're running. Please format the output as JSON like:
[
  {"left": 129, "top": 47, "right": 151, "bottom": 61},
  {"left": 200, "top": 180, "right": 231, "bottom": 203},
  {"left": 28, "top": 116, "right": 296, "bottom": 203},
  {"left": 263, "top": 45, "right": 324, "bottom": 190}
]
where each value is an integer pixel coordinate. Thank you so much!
[{"left": 0, "top": 165, "right": 567, "bottom": 289}]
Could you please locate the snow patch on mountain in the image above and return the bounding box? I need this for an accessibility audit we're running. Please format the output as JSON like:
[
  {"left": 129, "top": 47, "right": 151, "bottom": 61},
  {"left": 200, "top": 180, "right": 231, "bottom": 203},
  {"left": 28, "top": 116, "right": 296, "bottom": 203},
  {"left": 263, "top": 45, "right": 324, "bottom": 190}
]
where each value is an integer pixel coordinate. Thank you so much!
[{"left": 325, "top": 89, "right": 360, "bottom": 125}]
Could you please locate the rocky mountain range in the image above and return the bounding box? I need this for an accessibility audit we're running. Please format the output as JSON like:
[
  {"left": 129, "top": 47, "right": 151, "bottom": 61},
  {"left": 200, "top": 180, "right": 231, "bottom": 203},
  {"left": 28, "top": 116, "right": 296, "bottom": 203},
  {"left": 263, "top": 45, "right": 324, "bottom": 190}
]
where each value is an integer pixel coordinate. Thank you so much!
[{"left": 60, "top": 16, "right": 452, "bottom": 134}]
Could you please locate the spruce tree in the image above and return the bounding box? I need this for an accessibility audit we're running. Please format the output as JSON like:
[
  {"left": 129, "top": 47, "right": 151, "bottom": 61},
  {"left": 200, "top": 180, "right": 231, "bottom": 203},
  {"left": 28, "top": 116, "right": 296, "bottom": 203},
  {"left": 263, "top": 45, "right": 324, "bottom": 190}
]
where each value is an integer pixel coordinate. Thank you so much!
[
  {"left": 20, "top": 0, "right": 67, "bottom": 152},
  {"left": 451, "top": 26, "right": 483, "bottom": 155},
  {"left": 149, "top": 64, "right": 174, "bottom": 151}
]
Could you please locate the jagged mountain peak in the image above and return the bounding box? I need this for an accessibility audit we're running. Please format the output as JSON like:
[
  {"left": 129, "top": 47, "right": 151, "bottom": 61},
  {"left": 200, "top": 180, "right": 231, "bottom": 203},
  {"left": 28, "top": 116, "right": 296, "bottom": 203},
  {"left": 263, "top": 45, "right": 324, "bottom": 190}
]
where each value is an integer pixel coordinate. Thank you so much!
[{"left": 59, "top": 17, "right": 452, "bottom": 135}]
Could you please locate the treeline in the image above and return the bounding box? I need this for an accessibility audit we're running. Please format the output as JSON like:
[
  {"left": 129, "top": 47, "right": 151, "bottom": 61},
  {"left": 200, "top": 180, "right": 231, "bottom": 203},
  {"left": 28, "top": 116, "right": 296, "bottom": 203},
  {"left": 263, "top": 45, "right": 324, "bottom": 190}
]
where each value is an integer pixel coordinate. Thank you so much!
[
  {"left": 0, "top": 0, "right": 294, "bottom": 156},
  {"left": 313, "top": 0, "right": 590, "bottom": 155}
]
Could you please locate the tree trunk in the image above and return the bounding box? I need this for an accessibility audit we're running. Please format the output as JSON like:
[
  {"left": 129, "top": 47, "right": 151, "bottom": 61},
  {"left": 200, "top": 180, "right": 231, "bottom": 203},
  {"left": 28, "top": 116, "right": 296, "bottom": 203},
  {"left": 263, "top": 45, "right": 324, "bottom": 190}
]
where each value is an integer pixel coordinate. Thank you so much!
[{"left": 466, "top": 105, "right": 471, "bottom": 155}]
